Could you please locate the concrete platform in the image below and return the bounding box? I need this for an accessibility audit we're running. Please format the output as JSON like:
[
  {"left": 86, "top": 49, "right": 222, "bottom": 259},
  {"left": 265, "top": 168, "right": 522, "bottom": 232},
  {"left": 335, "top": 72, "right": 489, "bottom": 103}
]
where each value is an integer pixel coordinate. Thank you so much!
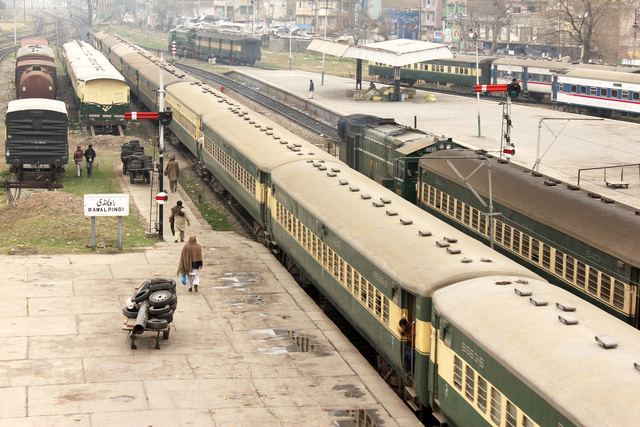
[
  {"left": 0, "top": 165, "right": 420, "bottom": 425},
  {"left": 232, "top": 68, "right": 640, "bottom": 210}
]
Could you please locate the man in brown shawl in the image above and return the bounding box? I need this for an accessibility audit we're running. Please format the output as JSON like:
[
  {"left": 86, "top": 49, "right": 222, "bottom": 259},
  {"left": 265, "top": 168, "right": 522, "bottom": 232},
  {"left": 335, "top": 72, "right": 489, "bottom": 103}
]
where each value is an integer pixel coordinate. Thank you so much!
[
  {"left": 164, "top": 154, "right": 180, "bottom": 193},
  {"left": 178, "top": 235, "right": 203, "bottom": 292}
]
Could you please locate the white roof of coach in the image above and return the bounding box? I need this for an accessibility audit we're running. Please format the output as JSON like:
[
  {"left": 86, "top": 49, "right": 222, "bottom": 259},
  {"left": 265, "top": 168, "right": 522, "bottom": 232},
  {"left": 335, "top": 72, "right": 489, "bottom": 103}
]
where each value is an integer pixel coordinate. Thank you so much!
[
  {"left": 7, "top": 98, "right": 68, "bottom": 115},
  {"left": 63, "top": 40, "right": 125, "bottom": 83}
]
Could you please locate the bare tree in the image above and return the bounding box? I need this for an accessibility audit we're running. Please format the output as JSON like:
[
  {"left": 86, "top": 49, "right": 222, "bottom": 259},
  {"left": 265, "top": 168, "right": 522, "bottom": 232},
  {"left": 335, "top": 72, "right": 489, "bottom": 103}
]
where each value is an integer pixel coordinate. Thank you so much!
[
  {"left": 552, "top": 0, "right": 614, "bottom": 63},
  {"left": 153, "top": 0, "right": 179, "bottom": 32},
  {"left": 332, "top": 0, "right": 378, "bottom": 45},
  {"left": 474, "top": 0, "right": 512, "bottom": 55}
]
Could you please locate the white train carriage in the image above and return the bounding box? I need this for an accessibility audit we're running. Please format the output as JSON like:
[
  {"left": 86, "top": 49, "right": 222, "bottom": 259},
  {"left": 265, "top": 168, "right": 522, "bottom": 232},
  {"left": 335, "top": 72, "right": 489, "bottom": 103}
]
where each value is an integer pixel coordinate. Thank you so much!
[{"left": 555, "top": 69, "right": 640, "bottom": 115}]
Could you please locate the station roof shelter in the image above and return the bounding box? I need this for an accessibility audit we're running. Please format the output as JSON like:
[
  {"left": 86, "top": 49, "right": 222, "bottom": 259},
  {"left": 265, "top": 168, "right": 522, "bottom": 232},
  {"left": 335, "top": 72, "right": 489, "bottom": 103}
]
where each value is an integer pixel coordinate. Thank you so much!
[{"left": 307, "top": 39, "right": 453, "bottom": 100}]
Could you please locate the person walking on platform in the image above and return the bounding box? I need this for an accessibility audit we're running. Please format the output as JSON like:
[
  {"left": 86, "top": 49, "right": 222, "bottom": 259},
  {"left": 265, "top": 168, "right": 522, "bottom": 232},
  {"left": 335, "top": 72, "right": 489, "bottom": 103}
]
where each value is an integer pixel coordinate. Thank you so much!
[
  {"left": 84, "top": 144, "right": 96, "bottom": 178},
  {"left": 73, "top": 146, "right": 83, "bottom": 177},
  {"left": 308, "top": 79, "right": 315, "bottom": 99},
  {"left": 178, "top": 235, "right": 203, "bottom": 293},
  {"left": 164, "top": 154, "right": 180, "bottom": 193},
  {"left": 169, "top": 200, "right": 190, "bottom": 243}
]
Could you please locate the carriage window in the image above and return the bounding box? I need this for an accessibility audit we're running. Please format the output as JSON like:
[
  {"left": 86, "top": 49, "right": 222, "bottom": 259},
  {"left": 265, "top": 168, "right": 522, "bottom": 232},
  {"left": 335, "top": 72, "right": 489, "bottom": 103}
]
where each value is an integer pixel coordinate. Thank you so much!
[
  {"left": 555, "top": 250, "right": 564, "bottom": 276},
  {"left": 503, "top": 224, "right": 512, "bottom": 249},
  {"left": 490, "top": 387, "right": 502, "bottom": 425},
  {"left": 576, "top": 261, "right": 586, "bottom": 290},
  {"left": 465, "top": 365, "right": 475, "bottom": 401},
  {"left": 495, "top": 222, "right": 503, "bottom": 244},
  {"left": 588, "top": 267, "right": 599, "bottom": 295},
  {"left": 455, "top": 201, "right": 463, "bottom": 221},
  {"left": 580, "top": 86, "right": 587, "bottom": 94},
  {"left": 611, "top": 89, "right": 618, "bottom": 98},
  {"left": 512, "top": 230, "right": 521, "bottom": 253},
  {"left": 522, "top": 235, "right": 530, "bottom": 258},
  {"left": 571, "top": 84, "right": 577, "bottom": 93},
  {"left": 506, "top": 401, "right": 517, "bottom": 427},
  {"left": 623, "top": 90, "right": 629, "bottom": 99},
  {"left": 472, "top": 210, "right": 479, "bottom": 230},
  {"left": 523, "top": 415, "right": 535, "bottom": 427},
  {"left": 591, "top": 87, "right": 597, "bottom": 96},
  {"left": 477, "top": 377, "right": 488, "bottom": 413},
  {"left": 565, "top": 256, "right": 575, "bottom": 283},
  {"left": 453, "top": 356, "right": 463, "bottom": 390},
  {"left": 600, "top": 88, "right": 607, "bottom": 97},
  {"left": 634, "top": 92, "right": 640, "bottom": 101},
  {"left": 464, "top": 205, "right": 471, "bottom": 225},
  {"left": 600, "top": 273, "right": 612, "bottom": 302},
  {"left": 613, "top": 280, "right": 625, "bottom": 309},
  {"left": 531, "top": 239, "right": 540, "bottom": 263},
  {"left": 542, "top": 244, "right": 551, "bottom": 269}
]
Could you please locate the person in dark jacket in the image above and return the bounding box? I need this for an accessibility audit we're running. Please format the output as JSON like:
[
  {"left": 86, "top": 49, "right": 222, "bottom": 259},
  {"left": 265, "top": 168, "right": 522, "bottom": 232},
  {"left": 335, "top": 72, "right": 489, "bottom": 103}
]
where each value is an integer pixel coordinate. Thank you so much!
[
  {"left": 308, "top": 79, "right": 314, "bottom": 99},
  {"left": 84, "top": 144, "right": 96, "bottom": 178},
  {"left": 73, "top": 146, "right": 83, "bottom": 177},
  {"left": 178, "top": 235, "right": 203, "bottom": 292}
]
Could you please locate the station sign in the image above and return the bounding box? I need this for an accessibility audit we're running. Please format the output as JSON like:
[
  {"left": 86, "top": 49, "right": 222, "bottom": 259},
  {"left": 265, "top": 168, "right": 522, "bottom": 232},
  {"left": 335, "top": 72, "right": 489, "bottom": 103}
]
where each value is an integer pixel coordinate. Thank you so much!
[{"left": 84, "top": 194, "right": 130, "bottom": 217}]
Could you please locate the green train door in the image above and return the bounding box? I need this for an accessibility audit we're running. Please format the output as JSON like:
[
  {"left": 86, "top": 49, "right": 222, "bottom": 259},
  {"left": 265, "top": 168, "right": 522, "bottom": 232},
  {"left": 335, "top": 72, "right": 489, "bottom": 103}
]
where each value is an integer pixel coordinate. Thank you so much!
[{"left": 394, "top": 158, "right": 418, "bottom": 204}]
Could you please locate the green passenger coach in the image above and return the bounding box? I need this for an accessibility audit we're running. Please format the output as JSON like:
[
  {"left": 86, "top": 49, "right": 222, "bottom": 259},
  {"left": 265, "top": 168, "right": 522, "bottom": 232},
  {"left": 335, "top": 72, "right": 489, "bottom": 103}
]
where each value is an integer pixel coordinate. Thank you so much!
[{"left": 62, "top": 40, "right": 129, "bottom": 133}]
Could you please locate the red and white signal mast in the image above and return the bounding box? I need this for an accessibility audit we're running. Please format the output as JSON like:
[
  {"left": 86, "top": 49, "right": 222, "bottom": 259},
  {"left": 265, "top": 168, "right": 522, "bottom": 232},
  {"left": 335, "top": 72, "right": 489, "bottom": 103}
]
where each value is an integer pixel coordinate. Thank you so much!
[{"left": 475, "top": 78, "right": 521, "bottom": 160}]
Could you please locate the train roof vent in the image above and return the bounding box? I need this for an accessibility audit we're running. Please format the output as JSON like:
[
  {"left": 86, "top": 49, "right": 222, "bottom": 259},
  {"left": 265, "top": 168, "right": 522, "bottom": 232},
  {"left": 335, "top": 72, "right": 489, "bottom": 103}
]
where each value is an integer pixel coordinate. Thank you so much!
[
  {"left": 515, "top": 279, "right": 529, "bottom": 285},
  {"left": 307, "top": 152, "right": 315, "bottom": 155},
  {"left": 530, "top": 297, "right": 548, "bottom": 306},
  {"left": 260, "top": 126, "right": 267, "bottom": 131},
  {"left": 280, "top": 140, "right": 288, "bottom": 144},
  {"left": 444, "top": 237, "right": 458, "bottom": 243},
  {"left": 331, "top": 167, "right": 341, "bottom": 173},
  {"left": 313, "top": 162, "right": 322, "bottom": 167},
  {"left": 339, "top": 179, "right": 348, "bottom": 185},
  {"left": 318, "top": 165, "right": 326, "bottom": 170},
  {"left": 272, "top": 135, "right": 280, "bottom": 139},
  {"left": 532, "top": 171, "right": 543, "bottom": 177},
  {"left": 551, "top": 178, "right": 562, "bottom": 184},
  {"left": 514, "top": 288, "right": 532, "bottom": 297},
  {"left": 480, "top": 258, "right": 493, "bottom": 263},
  {"left": 386, "top": 210, "right": 398, "bottom": 216},
  {"left": 419, "top": 230, "right": 432, "bottom": 236},
  {"left": 266, "top": 131, "right": 273, "bottom": 135},
  {"left": 400, "top": 218, "right": 413, "bottom": 225},
  {"left": 327, "top": 172, "right": 337, "bottom": 177},
  {"left": 461, "top": 257, "right": 473, "bottom": 263},
  {"left": 498, "top": 158, "right": 509, "bottom": 164},
  {"left": 558, "top": 315, "right": 579, "bottom": 325},
  {"left": 447, "top": 247, "right": 461, "bottom": 254},
  {"left": 372, "top": 201, "right": 384, "bottom": 207},
  {"left": 601, "top": 197, "right": 615, "bottom": 204},
  {"left": 567, "top": 184, "right": 580, "bottom": 190},
  {"left": 634, "top": 362, "right": 640, "bottom": 372},
  {"left": 436, "top": 240, "right": 450, "bottom": 248},
  {"left": 294, "top": 143, "right": 302, "bottom": 147},
  {"left": 361, "top": 194, "right": 371, "bottom": 199},
  {"left": 556, "top": 302, "right": 576, "bottom": 312},
  {"left": 380, "top": 197, "right": 391, "bottom": 204},
  {"left": 244, "top": 116, "right": 251, "bottom": 121},
  {"left": 266, "top": 126, "right": 273, "bottom": 130},
  {"left": 249, "top": 120, "right": 255, "bottom": 124},
  {"left": 595, "top": 335, "right": 617, "bottom": 349},
  {"left": 495, "top": 281, "right": 511, "bottom": 285},
  {"left": 349, "top": 186, "right": 359, "bottom": 192},
  {"left": 587, "top": 192, "right": 601, "bottom": 199},
  {"left": 544, "top": 181, "right": 557, "bottom": 186}
]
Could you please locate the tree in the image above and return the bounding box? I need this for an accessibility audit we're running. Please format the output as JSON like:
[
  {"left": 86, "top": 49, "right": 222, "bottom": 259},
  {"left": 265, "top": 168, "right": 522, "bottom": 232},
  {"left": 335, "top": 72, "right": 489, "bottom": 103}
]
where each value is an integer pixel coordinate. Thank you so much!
[
  {"left": 551, "top": 0, "right": 614, "bottom": 63},
  {"left": 472, "top": 0, "right": 512, "bottom": 55},
  {"left": 332, "top": 0, "right": 378, "bottom": 45}
]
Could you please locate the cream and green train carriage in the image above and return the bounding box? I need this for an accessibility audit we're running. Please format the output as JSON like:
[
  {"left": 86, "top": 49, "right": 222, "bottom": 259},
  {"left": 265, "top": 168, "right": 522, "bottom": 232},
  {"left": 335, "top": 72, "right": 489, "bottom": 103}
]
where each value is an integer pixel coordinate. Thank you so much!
[
  {"left": 431, "top": 277, "right": 640, "bottom": 426},
  {"left": 137, "top": 63, "right": 195, "bottom": 114},
  {"left": 266, "top": 159, "right": 541, "bottom": 412},
  {"left": 61, "top": 40, "right": 129, "bottom": 133}
]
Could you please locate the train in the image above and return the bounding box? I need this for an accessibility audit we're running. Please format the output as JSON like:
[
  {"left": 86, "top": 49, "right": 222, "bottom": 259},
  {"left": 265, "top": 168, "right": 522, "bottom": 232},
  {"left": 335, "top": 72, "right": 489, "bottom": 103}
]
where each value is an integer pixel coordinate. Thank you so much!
[
  {"left": 368, "top": 55, "right": 640, "bottom": 116},
  {"left": 94, "top": 32, "right": 640, "bottom": 425},
  {"left": 337, "top": 114, "right": 640, "bottom": 327},
  {"left": 61, "top": 40, "right": 130, "bottom": 133},
  {"left": 15, "top": 38, "right": 56, "bottom": 100},
  {"left": 5, "top": 98, "right": 69, "bottom": 181},
  {"left": 168, "top": 28, "right": 262, "bottom": 66}
]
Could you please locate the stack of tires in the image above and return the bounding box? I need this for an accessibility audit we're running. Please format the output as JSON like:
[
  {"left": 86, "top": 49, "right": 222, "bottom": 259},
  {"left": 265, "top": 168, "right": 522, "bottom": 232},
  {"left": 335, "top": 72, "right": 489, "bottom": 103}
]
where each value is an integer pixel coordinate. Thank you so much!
[
  {"left": 123, "top": 278, "right": 177, "bottom": 333},
  {"left": 120, "top": 140, "right": 146, "bottom": 175}
]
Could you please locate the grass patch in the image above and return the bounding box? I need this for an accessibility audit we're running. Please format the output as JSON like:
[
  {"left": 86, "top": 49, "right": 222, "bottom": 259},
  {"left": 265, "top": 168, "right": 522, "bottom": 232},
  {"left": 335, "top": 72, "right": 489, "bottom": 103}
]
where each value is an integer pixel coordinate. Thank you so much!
[
  {"left": 0, "top": 151, "right": 158, "bottom": 254},
  {"left": 179, "top": 177, "right": 235, "bottom": 231}
]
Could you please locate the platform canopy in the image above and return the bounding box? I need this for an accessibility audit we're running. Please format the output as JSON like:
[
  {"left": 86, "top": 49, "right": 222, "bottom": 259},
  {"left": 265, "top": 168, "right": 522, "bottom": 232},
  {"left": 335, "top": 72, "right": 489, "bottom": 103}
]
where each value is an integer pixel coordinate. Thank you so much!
[{"left": 307, "top": 39, "right": 453, "bottom": 67}]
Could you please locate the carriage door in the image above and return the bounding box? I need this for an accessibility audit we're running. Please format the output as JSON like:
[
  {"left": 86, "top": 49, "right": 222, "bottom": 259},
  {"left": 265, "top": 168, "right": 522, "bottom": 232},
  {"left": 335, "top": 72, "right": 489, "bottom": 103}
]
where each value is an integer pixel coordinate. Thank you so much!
[{"left": 429, "top": 309, "right": 451, "bottom": 409}]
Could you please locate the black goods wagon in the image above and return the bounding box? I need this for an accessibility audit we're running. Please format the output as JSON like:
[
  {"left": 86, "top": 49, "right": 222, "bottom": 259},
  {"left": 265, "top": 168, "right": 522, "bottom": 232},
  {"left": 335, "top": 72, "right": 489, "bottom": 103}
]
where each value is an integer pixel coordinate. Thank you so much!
[{"left": 5, "top": 99, "right": 69, "bottom": 181}]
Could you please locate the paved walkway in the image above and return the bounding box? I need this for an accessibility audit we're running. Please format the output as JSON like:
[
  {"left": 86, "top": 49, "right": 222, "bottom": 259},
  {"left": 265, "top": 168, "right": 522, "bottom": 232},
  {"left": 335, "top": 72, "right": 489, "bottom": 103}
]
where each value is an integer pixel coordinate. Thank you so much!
[{"left": 0, "top": 158, "right": 419, "bottom": 426}]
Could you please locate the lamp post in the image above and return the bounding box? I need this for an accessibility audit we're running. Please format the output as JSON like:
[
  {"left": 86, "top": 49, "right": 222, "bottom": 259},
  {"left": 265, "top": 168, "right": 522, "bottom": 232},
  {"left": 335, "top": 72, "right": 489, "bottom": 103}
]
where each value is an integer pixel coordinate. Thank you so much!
[
  {"left": 633, "top": 8, "right": 640, "bottom": 65},
  {"left": 321, "top": 0, "right": 328, "bottom": 84},
  {"left": 469, "top": 28, "right": 481, "bottom": 137}
]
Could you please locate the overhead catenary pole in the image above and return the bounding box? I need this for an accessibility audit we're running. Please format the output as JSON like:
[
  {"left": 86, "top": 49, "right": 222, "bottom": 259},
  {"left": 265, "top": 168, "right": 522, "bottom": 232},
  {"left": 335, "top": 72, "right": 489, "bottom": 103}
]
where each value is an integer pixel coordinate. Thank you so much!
[
  {"left": 158, "top": 54, "right": 165, "bottom": 237},
  {"left": 321, "top": 0, "right": 328, "bottom": 85}
]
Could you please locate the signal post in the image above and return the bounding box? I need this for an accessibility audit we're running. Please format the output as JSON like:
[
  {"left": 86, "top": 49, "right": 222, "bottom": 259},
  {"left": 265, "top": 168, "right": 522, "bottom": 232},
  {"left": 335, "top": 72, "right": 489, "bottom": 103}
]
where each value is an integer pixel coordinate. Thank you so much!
[{"left": 475, "top": 79, "right": 521, "bottom": 160}]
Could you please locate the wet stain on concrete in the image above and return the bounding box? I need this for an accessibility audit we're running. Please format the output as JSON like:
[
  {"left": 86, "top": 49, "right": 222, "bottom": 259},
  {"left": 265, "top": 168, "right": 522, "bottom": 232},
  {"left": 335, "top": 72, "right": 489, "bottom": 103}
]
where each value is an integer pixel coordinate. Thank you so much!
[
  {"left": 249, "top": 329, "right": 329, "bottom": 356},
  {"left": 329, "top": 409, "right": 383, "bottom": 426},
  {"left": 110, "top": 395, "right": 136, "bottom": 402},
  {"left": 332, "top": 384, "right": 365, "bottom": 398}
]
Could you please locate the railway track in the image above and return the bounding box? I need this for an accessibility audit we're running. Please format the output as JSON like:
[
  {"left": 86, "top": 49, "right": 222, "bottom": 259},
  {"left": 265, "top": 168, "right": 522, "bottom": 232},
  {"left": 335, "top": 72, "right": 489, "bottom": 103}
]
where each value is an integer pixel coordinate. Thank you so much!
[{"left": 171, "top": 62, "right": 339, "bottom": 143}]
